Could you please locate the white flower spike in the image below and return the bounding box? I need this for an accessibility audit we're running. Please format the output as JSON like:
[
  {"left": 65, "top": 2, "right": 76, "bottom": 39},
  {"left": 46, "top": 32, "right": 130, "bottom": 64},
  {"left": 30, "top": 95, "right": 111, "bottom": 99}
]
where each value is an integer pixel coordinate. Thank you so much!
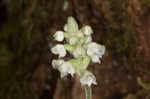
[
  {"left": 51, "top": 16, "right": 105, "bottom": 99},
  {"left": 51, "top": 44, "right": 66, "bottom": 58}
]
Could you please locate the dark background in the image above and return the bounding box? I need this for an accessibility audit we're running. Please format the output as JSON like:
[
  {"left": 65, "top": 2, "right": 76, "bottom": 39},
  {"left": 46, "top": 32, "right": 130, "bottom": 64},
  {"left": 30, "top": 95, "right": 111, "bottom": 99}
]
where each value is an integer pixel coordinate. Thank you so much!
[{"left": 0, "top": 0, "right": 150, "bottom": 99}]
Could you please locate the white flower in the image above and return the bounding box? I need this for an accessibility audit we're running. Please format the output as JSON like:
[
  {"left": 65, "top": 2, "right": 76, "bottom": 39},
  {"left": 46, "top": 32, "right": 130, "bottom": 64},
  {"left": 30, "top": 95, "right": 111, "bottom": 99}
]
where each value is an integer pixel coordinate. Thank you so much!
[
  {"left": 87, "top": 42, "right": 105, "bottom": 63},
  {"left": 73, "top": 47, "right": 86, "bottom": 58},
  {"left": 85, "top": 36, "right": 92, "bottom": 43},
  {"left": 80, "top": 71, "right": 97, "bottom": 86},
  {"left": 52, "top": 60, "right": 75, "bottom": 78},
  {"left": 54, "top": 31, "right": 64, "bottom": 42},
  {"left": 52, "top": 59, "right": 64, "bottom": 69},
  {"left": 51, "top": 44, "right": 66, "bottom": 58},
  {"left": 58, "top": 61, "right": 75, "bottom": 78},
  {"left": 81, "top": 25, "right": 93, "bottom": 36}
]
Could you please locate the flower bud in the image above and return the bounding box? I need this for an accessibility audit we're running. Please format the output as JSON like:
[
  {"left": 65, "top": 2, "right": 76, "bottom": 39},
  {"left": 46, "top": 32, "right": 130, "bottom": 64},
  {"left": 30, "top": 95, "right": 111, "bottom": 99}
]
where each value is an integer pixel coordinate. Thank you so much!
[
  {"left": 67, "top": 16, "right": 79, "bottom": 33},
  {"left": 81, "top": 25, "right": 93, "bottom": 36},
  {"left": 54, "top": 31, "right": 64, "bottom": 42}
]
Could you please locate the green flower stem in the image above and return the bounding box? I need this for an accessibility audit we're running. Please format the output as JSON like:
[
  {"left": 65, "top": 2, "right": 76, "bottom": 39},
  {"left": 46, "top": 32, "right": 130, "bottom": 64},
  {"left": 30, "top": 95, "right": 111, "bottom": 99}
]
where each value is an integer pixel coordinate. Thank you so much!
[{"left": 84, "top": 85, "right": 92, "bottom": 99}]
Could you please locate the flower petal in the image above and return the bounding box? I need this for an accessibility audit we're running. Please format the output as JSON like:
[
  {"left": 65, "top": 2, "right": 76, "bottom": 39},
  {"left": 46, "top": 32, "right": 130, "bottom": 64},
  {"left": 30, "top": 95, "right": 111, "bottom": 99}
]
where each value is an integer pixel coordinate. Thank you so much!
[
  {"left": 80, "top": 71, "right": 97, "bottom": 86},
  {"left": 58, "top": 61, "right": 75, "bottom": 78},
  {"left": 81, "top": 25, "right": 93, "bottom": 36},
  {"left": 91, "top": 56, "right": 101, "bottom": 63},
  {"left": 52, "top": 59, "right": 64, "bottom": 69},
  {"left": 85, "top": 36, "right": 92, "bottom": 43},
  {"left": 87, "top": 42, "right": 105, "bottom": 63},
  {"left": 51, "top": 44, "right": 66, "bottom": 58}
]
